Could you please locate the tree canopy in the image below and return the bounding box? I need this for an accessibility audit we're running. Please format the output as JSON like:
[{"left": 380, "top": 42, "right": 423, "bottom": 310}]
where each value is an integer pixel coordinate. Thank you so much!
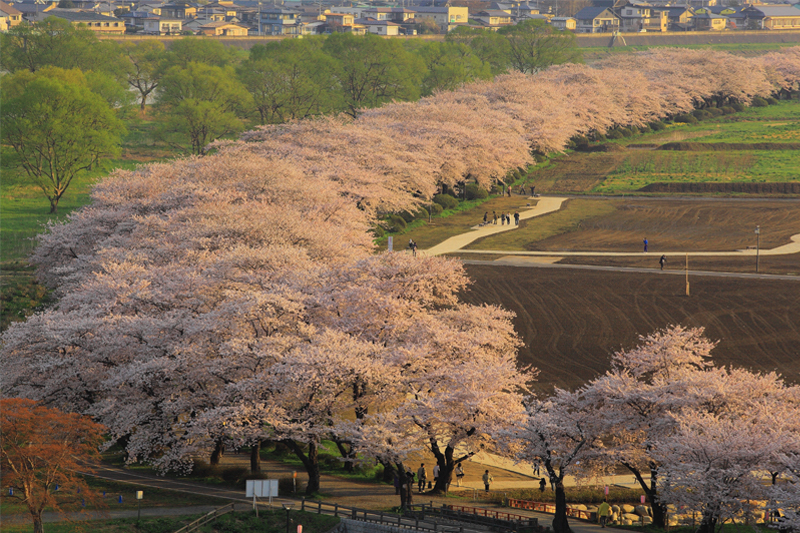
[{"left": 1, "top": 67, "right": 125, "bottom": 213}]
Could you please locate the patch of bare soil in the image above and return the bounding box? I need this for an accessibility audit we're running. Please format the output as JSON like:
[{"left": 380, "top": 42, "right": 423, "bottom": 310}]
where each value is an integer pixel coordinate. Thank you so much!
[{"left": 462, "top": 264, "right": 800, "bottom": 392}]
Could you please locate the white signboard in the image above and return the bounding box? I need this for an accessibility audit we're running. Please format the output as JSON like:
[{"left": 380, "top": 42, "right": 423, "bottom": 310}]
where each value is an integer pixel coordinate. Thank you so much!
[
  {"left": 387, "top": 236, "right": 393, "bottom": 252},
  {"left": 246, "top": 479, "right": 278, "bottom": 498}
]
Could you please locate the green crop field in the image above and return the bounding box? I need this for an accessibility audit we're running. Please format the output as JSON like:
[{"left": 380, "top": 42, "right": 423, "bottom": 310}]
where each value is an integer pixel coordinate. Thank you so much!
[{"left": 528, "top": 100, "right": 800, "bottom": 195}]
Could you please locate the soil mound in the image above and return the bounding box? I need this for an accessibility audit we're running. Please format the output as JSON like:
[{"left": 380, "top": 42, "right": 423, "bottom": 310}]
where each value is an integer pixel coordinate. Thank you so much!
[{"left": 638, "top": 182, "right": 800, "bottom": 194}]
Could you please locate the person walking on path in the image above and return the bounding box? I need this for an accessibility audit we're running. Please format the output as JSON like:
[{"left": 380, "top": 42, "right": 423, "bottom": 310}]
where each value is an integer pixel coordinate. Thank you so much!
[
  {"left": 417, "top": 464, "right": 427, "bottom": 493},
  {"left": 433, "top": 464, "right": 440, "bottom": 486},
  {"left": 533, "top": 460, "right": 541, "bottom": 476},
  {"left": 455, "top": 463, "right": 465, "bottom": 487},
  {"left": 539, "top": 478, "right": 547, "bottom": 492},
  {"left": 482, "top": 470, "right": 493, "bottom": 493},
  {"left": 493, "top": 211, "right": 497, "bottom": 225},
  {"left": 501, "top": 214, "right": 506, "bottom": 226},
  {"left": 643, "top": 238, "right": 648, "bottom": 253},
  {"left": 483, "top": 212, "right": 488, "bottom": 224},
  {"left": 598, "top": 499, "right": 611, "bottom": 528},
  {"left": 659, "top": 255, "right": 666, "bottom": 270},
  {"left": 514, "top": 212, "right": 520, "bottom": 226},
  {"left": 530, "top": 185, "right": 535, "bottom": 196}
]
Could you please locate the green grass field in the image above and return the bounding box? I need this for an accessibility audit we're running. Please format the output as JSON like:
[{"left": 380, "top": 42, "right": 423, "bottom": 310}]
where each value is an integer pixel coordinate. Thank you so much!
[{"left": 527, "top": 100, "right": 800, "bottom": 195}]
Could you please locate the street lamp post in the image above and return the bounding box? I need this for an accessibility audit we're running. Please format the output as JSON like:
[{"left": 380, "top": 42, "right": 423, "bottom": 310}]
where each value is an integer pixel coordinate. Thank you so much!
[
  {"left": 282, "top": 503, "right": 294, "bottom": 533},
  {"left": 755, "top": 225, "right": 760, "bottom": 273}
]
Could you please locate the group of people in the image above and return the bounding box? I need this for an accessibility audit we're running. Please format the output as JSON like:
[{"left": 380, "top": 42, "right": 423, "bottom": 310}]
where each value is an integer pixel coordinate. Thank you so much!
[
  {"left": 485, "top": 211, "right": 520, "bottom": 226},
  {"left": 408, "top": 239, "right": 417, "bottom": 257},
  {"left": 393, "top": 463, "right": 493, "bottom": 496}
]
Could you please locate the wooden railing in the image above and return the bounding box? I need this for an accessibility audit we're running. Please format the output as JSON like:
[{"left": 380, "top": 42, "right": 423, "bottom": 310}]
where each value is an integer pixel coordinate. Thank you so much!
[
  {"left": 174, "top": 502, "right": 236, "bottom": 533},
  {"left": 507, "top": 499, "right": 595, "bottom": 521},
  {"left": 299, "top": 498, "right": 467, "bottom": 532},
  {"left": 442, "top": 504, "right": 537, "bottom": 523}
]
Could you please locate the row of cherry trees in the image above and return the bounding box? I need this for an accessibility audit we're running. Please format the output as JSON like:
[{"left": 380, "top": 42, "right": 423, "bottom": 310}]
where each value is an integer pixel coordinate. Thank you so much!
[{"left": 1, "top": 48, "right": 799, "bottom": 525}]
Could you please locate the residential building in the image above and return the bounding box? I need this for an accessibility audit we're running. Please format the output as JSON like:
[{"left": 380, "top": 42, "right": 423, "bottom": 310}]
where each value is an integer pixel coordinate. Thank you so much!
[
  {"left": 654, "top": 5, "right": 693, "bottom": 30},
  {"left": 260, "top": 6, "right": 302, "bottom": 34},
  {"left": 0, "top": 1, "right": 23, "bottom": 29},
  {"left": 473, "top": 9, "right": 513, "bottom": 27},
  {"left": 742, "top": 5, "right": 800, "bottom": 29},
  {"left": 143, "top": 15, "right": 182, "bottom": 33},
  {"left": 692, "top": 11, "right": 726, "bottom": 29},
  {"left": 15, "top": 2, "right": 57, "bottom": 22},
  {"left": 550, "top": 15, "right": 577, "bottom": 29},
  {"left": 160, "top": 2, "right": 196, "bottom": 19},
  {"left": 198, "top": 20, "right": 248, "bottom": 34},
  {"left": 409, "top": 6, "right": 468, "bottom": 32},
  {"left": 573, "top": 6, "right": 620, "bottom": 32},
  {"left": 616, "top": 2, "right": 667, "bottom": 32},
  {"left": 31, "top": 9, "right": 126, "bottom": 32},
  {"left": 355, "top": 16, "right": 401, "bottom": 34}
]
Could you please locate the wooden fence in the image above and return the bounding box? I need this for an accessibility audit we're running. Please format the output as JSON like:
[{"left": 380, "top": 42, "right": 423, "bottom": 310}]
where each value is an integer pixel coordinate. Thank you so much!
[
  {"left": 173, "top": 502, "right": 236, "bottom": 533},
  {"left": 507, "top": 499, "right": 595, "bottom": 521}
]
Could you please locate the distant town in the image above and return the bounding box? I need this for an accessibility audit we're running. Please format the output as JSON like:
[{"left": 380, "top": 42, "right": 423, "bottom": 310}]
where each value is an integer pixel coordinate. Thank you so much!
[{"left": 2, "top": 0, "right": 800, "bottom": 36}]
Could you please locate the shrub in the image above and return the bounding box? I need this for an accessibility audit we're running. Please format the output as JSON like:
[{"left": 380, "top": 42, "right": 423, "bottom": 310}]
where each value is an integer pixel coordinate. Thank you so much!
[
  {"left": 371, "top": 225, "right": 385, "bottom": 238},
  {"left": 465, "top": 183, "right": 488, "bottom": 200},
  {"left": 620, "top": 127, "right": 634, "bottom": 138},
  {"left": 674, "top": 113, "right": 698, "bottom": 124},
  {"left": 751, "top": 96, "right": 768, "bottom": 107},
  {"left": 533, "top": 154, "right": 548, "bottom": 163},
  {"left": 639, "top": 125, "right": 652, "bottom": 134},
  {"left": 648, "top": 121, "right": 666, "bottom": 131},
  {"left": 192, "top": 461, "right": 223, "bottom": 479},
  {"left": 767, "top": 97, "right": 779, "bottom": 105},
  {"left": 399, "top": 210, "right": 415, "bottom": 223},
  {"left": 593, "top": 132, "right": 607, "bottom": 141},
  {"left": 222, "top": 467, "right": 249, "bottom": 484},
  {"left": 429, "top": 203, "right": 443, "bottom": 216},
  {"left": 721, "top": 106, "right": 736, "bottom": 115},
  {"left": 707, "top": 107, "right": 724, "bottom": 117},
  {"left": 385, "top": 214, "right": 406, "bottom": 232},
  {"left": 606, "top": 129, "right": 625, "bottom": 140},
  {"left": 433, "top": 193, "right": 458, "bottom": 210},
  {"left": 692, "top": 109, "right": 712, "bottom": 120},
  {"left": 730, "top": 102, "right": 745, "bottom": 112}
]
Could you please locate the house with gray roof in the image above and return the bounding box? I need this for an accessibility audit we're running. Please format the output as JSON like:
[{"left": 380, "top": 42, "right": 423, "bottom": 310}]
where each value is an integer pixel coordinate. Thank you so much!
[{"left": 574, "top": 5, "right": 619, "bottom": 32}]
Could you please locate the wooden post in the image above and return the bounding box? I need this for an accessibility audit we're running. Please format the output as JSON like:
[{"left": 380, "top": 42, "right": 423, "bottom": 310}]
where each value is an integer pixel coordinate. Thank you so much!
[{"left": 685, "top": 253, "right": 690, "bottom": 296}]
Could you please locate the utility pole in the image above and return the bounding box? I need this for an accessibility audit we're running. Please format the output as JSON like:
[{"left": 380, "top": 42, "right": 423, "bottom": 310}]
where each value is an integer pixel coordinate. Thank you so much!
[
  {"left": 755, "top": 225, "right": 760, "bottom": 273},
  {"left": 685, "top": 253, "right": 690, "bottom": 297}
]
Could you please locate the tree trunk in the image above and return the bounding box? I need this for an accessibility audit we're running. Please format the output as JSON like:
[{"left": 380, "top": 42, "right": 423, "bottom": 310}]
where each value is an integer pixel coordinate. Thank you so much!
[
  {"left": 250, "top": 441, "right": 261, "bottom": 474},
  {"left": 624, "top": 463, "right": 667, "bottom": 529},
  {"left": 31, "top": 510, "right": 44, "bottom": 533},
  {"left": 334, "top": 440, "right": 354, "bottom": 473},
  {"left": 285, "top": 439, "right": 320, "bottom": 495},
  {"left": 210, "top": 439, "right": 224, "bottom": 466},
  {"left": 381, "top": 460, "right": 397, "bottom": 484},
  {"left": 697, "top": 509, "right": 718, "bottom": 533},
  {"left": 140, "top": 96, "right": 148, "bottom": 116},
  {"left": 552, "top": 478, "right": 573, "bottom": 533},
  {"left": 49, "top": 197, "right": 59, "bottom": 214}
]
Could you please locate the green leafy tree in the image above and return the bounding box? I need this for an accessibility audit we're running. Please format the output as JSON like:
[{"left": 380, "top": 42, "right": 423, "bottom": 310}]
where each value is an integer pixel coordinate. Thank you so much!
[
  {"left": 498, "top": 20, "right": 583, "bottom": 73},
  {"left": 164, "top": 37, "right": 245, "bottom": 69},
  {"left": 1, "top": 68, "right": 125, "bottom": 214},
  {"left": 158, "top": 62, "right": 252, "bottom": 154},
  {"left": 238, "top": 40, "right": 340, "bottom": 124},
  {"left": 120, "top": 40, "right": 168, "bottom": 115},
  {"left": 323, "top": 33, "right": 426, "bottom": 118},
  {"left": 446, "top": 26, "right": 511, "bottom": 76},
  {"left": 0, "top": 17, "right": 118, "bottom": 74},
  {"left": 412, "top": 41, "right": 492, "bottom": 96}
]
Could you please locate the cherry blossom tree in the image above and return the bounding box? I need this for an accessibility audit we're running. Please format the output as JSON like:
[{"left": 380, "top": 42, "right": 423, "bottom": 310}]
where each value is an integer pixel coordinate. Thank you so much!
[{"left": 504, "top": 389, "right": 606, "bottom": 533}]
